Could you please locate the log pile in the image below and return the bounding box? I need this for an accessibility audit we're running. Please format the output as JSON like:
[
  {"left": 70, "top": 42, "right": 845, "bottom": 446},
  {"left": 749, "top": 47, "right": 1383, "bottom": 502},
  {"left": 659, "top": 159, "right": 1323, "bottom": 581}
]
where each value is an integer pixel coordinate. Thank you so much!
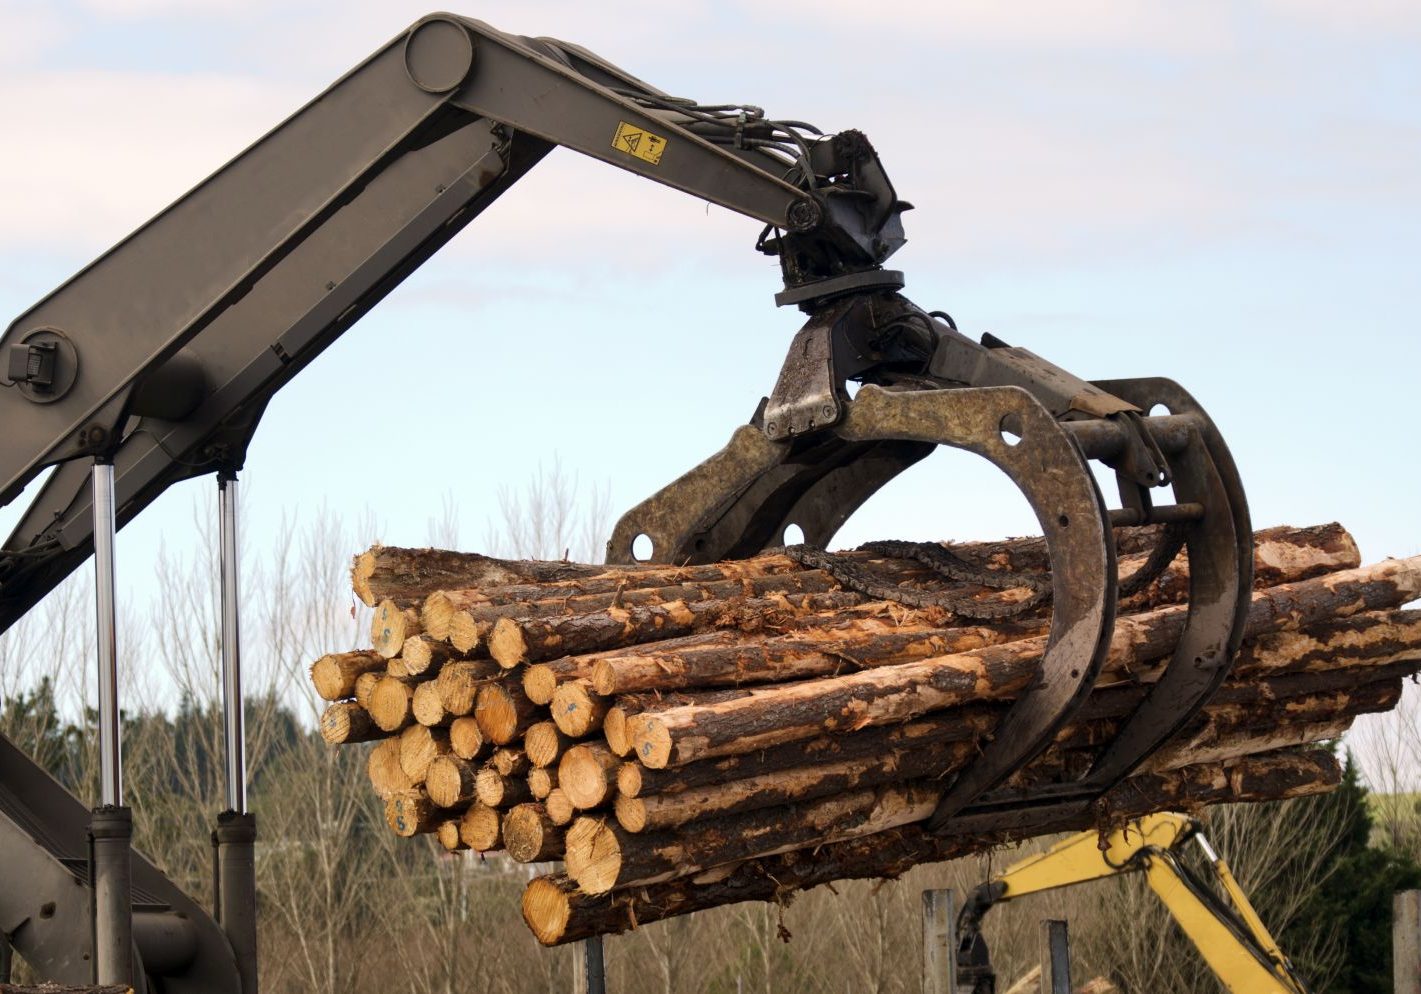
[{"left": 313, "top": 523, "right": 1421, "bottom": 945}]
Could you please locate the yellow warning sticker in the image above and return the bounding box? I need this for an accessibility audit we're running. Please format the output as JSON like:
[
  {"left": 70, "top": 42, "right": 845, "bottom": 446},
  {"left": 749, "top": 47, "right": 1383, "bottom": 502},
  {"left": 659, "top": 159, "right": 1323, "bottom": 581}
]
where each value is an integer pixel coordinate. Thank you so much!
[{"left": 612, "top": 121, "right": 667, "bottom": 165}]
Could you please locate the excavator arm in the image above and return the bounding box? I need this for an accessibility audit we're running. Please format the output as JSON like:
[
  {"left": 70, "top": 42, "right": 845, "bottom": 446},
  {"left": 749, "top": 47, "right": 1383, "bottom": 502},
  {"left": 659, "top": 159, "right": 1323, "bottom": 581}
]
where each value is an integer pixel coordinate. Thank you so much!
[{"left": 955, "top": 812, "right": 1312, "bottom": 994}]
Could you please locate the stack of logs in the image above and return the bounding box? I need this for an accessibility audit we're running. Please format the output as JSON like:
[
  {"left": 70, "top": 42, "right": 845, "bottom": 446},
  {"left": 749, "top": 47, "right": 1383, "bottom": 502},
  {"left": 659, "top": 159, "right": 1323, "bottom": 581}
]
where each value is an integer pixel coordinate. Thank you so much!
[{"left": 310, "top": 523, "right": 1421, "bottom": 945}]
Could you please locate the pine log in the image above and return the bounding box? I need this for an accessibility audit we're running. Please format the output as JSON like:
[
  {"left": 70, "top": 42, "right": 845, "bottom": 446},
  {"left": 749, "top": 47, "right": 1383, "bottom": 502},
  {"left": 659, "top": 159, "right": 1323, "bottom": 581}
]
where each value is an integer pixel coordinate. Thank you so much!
[
  {"left": 437, "top": 819, "right": 468, "bottom": 852},
  {"left": 372, "top": 600, "right": 422, "bottom": 658},
  {"left": 602, "top": 705, "right": 638, "bottom": 758},
  {"left": 580, "top": 529, "right": 1362, "bottom": 694},
  {"left": 613, "top": 613, "right": 1419, "bottom": 802},
  {"left": 426, "top": 755, "right": 480, "bottom": 808},
  {"left": 411, "top": 680, "right": 450, "bottom": 728},
  {"left": 458, "top": 802, "right": 503, "bottom": 851},
  {"left": 545, "top": 789, "right": 576, "bottom": 826},
  {"left": 567, "top": 731, "right": 1350, "bottom": 895},
  {"left": 311, "top": 650, "right": 386, "bottom": 701},
  {"left": 319, "top": 702, "right": 383, "bottom": 745},
  {"left": 524, "top": 657, "right": 605, "bottom": 705},
  {"left": 529, "top": 767, "right": 558, "bottom": 800},
  {"left": 354, "top": 671, "right": 382, "bottom": 710},
  {"left": 367, "top": 737, "right": 415, "bottom": 799},
  {"left": 403, "top": 635, "right": 461, "bottom": 677},
  {"left": 476, "top": 767, "right": 534, "bottom": 809},
  {"left": 557, "top": 744, "right": 1341, "bottom": 908},
  {"left": 491, "top": 747, "right": 531, "bottom": 778},
  {"left": 476, "top": 681, "right": 540, "bottom": 744},
  {"left": 525, "top": 721, "right": 571, "bottom": 769},
  {"left": 544, "top": 746, "right": 1340, "bottom": 929},
  {"left": 448, "top": 716, "right": 487, "bottom": 761},
  {"left": 436, "top": 660, "right": 501, "bottom": 716},
  {"left": 559, "top": 743, "right": 622, "bottom": 810},
  {"left": 386, "top": 655, "right": 411, "bottom": 679},
  {"left": 489, "top": 591, "right": 866, "bottom": 668},
  {"left": 610, "top": 676, "right": 1394, "bottom": 834},
  {"left": 398, "top": 724, "right": 450, "bottom": 781},
  {"left": 385, "top": 790, "right": 439, "bottom": 837},
  {"left": 550, "top": 681, "right": 611, "bottom": 738},
  {"left": 354, "top": 544, "right": 615, "bottom": 607},
  {"left": 630, "top": 557, "right": 1421, "bottom": 768},
  {"left": 505, "top": 803, "right": 564, "bottom": 862},
  {"left": 368, "top": 677, "right": 416, "bottom": 733}
]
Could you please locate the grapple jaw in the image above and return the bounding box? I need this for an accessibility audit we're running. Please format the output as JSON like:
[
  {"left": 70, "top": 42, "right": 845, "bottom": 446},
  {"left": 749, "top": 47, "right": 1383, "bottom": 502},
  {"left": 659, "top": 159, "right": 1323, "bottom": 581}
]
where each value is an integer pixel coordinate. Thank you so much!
[{"left": 608, "top": 297, "right": 1251, "bottom": 832}]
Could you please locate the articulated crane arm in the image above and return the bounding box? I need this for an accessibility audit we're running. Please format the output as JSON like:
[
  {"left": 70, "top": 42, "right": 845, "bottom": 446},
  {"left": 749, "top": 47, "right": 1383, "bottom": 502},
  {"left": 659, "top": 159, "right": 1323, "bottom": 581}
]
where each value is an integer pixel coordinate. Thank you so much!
[
  {"left": 955, "top": 812, "right": 1313, "bottom": 994},
  {"left": 0, "top": 14, "right": 908, "bottom": 635}
]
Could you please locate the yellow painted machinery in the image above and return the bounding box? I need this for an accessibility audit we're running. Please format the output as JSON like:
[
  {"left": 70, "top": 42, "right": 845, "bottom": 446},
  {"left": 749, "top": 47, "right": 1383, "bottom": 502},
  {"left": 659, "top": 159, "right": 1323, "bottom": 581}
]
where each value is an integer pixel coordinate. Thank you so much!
[{"left": 956, "top": 812, "right": 1313, "bottom": 994}]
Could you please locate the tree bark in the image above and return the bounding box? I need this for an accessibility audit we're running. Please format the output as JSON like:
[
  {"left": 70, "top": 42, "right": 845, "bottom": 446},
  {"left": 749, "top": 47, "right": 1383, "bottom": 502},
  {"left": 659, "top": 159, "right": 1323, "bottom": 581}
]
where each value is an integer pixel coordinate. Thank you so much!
[
  {"left": 489, "top": 591, "right": 867, "bottom": 668},
  {"left": 527, "top": 747, "right": 1341, "bottom": 942}
]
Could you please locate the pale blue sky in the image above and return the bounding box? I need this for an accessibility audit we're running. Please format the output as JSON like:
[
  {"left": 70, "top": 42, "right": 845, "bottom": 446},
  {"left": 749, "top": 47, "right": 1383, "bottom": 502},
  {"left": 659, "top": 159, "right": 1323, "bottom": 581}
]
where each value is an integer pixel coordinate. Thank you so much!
[{"left": 1, "top": 2, "right": 1419, "bottom": 748}]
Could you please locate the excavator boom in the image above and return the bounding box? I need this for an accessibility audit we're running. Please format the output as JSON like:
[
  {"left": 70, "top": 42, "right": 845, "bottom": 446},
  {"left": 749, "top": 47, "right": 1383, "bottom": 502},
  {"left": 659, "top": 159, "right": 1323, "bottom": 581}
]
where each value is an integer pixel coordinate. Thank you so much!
[{"left": 956, "top": 812, "right": 1312, "bottom": 994}]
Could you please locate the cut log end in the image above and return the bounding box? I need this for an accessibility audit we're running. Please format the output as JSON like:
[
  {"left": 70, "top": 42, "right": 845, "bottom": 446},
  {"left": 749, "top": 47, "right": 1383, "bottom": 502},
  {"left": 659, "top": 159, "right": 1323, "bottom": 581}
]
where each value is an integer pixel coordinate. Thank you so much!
[
  {"left": 368, "top": 677, "right": 414, "bottom": 733},
  {"left": 545, "top": 789, "right": 576, "bottom": 826},
  {"left": 426, "top": 755, "right": 478, "bottom": 808},
  {"left": 559, "top": 743, "right": 619, "bottom": 810},
  {"left": 525, "top": 721, "right": 567, "bottom": 768},
  {"left": 505, "top": 803, "right": 564, "bottom": 862},
  {"left": 630, "top": 716, "right": 673, "bottom": 769},
  {"left": 437, "top": 819, "right": 468, "bottom": 852},
  {"left": 563, "top": 817, "right": 623, "bottom": 895},
  {"left": 490, "top": 617, "right": 530, "bottom": 669},
  {"left": 459, "top": 803, "right": 503, "bottom": 852},
  {"left": 372, "top": 600, "right": 419, "bottom": 659},
  {"left": 449, "top": 716, "right": 486, "bottom": 761},
  {"left": 613, "top": 793, "right": 647, "bottom": 833},
  {"left": 551, "top": 681, "right": 610, "bottom": 738},
  {"left": 311, "top": 650, "right": 385, "bottom": 701},
  {"left": 522, "top": 875, "right": 576, "bottom": 947},
  {"left": 524, "top": 664, "right": 559, "bottom": 705},
  {"left": 319, "top": 702, "right": 382, "bottom": 745}
]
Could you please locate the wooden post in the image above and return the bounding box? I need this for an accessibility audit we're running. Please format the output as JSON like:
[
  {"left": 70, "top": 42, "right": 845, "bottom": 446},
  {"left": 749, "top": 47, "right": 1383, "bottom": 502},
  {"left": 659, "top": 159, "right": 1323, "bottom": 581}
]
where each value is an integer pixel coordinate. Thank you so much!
[
  {"left": 922, "top": 888, "right": 957, "bottom": 994},
  {"left": 1396, "top": 891, "right": 1421, "bottom": 994},
  {"left": 1039, "top": 919, "right": 1071, "bottom": 994}
]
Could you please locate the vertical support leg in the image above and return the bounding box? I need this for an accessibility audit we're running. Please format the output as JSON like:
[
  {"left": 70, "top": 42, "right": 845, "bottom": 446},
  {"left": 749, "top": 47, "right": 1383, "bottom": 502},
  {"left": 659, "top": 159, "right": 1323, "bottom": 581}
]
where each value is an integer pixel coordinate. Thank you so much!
[
  {"left": 1, "top": 930, "right": 12, "bottom": 983},
  {"left": 574, "top": 935, "right": 606, "bottom": 994},
  {"left": 216, "top": 472, "right": 258, "bottom": 994},
  {"left": 90, "top": 459, "right": 134, "bottom": 986},
  {"left": 1396, "top": 891, "right": 1421, "bottom": 994},
  {"left": 921, "top": 888, "right": 957, "bottom": 994},
  {"left": 1038, "top": 919, "right": 1071, "bottom": 994}
]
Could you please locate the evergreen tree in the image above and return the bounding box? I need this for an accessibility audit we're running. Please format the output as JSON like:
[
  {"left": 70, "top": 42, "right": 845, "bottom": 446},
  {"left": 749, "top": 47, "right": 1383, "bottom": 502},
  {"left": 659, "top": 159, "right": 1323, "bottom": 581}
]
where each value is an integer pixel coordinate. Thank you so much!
[{"left": 1281, "top": 751, "right": 1421, "bottom": 994}]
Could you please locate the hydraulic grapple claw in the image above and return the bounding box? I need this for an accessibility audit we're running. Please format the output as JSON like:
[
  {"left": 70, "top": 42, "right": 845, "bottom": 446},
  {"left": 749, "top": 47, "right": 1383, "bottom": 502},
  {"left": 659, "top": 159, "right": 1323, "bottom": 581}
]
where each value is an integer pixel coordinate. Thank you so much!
[{"left": 610, "top": 300, "right": 1251, "bottom": 836}]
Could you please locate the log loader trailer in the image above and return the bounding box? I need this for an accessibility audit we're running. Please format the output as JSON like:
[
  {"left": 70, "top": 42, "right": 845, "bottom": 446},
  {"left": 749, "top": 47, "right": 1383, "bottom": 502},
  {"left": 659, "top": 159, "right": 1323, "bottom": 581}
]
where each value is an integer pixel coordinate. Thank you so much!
[{"left": 0, "top": 15, "right": 1250, "bottom": 990}]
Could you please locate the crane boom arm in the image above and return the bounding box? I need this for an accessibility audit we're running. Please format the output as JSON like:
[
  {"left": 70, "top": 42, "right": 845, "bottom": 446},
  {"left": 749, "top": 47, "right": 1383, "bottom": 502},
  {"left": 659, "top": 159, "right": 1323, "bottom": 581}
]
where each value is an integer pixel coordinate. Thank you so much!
[{"left": 0, "top": 14, "right": 907, "bottom": 634}]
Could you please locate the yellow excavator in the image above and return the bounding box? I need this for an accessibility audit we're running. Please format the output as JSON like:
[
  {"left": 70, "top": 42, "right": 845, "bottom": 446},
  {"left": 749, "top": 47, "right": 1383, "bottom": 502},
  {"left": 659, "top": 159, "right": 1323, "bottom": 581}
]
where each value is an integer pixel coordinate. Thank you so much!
[{"left": 955, "top": 812, "right": 1313, "bottom": 994}]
